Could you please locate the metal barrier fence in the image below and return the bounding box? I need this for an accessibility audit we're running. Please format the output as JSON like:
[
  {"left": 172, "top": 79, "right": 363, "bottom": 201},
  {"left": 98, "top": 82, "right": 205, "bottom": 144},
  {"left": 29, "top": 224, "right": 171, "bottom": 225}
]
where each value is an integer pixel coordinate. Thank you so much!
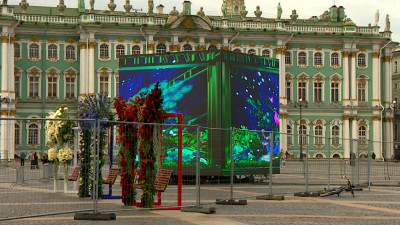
[{"left": 1, "top": 117, "right": 399, "bottom": 220}]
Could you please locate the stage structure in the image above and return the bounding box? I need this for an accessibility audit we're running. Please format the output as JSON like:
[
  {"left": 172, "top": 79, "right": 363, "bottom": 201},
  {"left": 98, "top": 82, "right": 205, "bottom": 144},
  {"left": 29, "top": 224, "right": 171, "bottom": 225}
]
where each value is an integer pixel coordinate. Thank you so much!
[{"left": 119, "top": 51, "right": 280, "bottom": 175}]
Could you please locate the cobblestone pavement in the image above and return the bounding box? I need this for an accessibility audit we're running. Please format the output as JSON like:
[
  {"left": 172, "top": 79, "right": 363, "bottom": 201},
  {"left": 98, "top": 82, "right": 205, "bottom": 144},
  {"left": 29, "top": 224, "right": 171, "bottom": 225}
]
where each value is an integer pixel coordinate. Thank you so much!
[{"left": 1, "top": 161, "right": 400, "bottom": 224}]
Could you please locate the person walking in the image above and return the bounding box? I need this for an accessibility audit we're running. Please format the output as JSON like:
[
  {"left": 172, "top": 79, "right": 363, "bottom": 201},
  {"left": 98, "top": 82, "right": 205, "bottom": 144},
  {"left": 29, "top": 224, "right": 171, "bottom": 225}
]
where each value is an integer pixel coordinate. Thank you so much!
[
  {"left": 42, "top": 152, "right": 50, "bottom": 164},
  {"left": 27, "top": 151, "right": 34, "bottom": 169},
  {"left": 33, "top": 152, "right": 39, "bottom": 169},
  {"left": 20, "top": 152, "right": 26, "bottom": 166},
  {"left": 280, "top": 149, "right": 286, "bottom": 167}
]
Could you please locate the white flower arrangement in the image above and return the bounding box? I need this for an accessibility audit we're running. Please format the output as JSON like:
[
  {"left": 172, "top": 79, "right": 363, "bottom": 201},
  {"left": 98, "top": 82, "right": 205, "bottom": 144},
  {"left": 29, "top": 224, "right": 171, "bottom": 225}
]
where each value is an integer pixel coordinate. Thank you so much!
[
  {"left": 57, "top": 147, "right": 73, "bottom": 163},
  {"left": 45, "top": 105, "right": 69, "bottom": 145},
  {"left": 48, "top": 148, "right": 58, "bottom": 162}
]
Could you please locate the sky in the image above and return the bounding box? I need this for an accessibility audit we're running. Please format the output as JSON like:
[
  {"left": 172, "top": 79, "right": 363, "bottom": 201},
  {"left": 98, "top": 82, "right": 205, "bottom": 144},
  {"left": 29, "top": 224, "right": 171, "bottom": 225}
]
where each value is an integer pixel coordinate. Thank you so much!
[{"left": 6, "top": 0, "right": 400, "bottom": 42}]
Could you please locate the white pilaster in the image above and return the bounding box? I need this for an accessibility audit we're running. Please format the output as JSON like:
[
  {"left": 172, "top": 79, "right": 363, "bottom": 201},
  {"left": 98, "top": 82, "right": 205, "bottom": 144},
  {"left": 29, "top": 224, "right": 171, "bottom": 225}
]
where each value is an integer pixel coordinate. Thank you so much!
[
  {"left": 372, "top": 52, "right": 380, "bottom": 106},
  {"left": 342, "top": 51, "right": 350, "bottom": 106},
  {"left": 79, "top": 41, "right": 88, "bottom": 96},
  {"left": 351, "top": 51, "right": 357, "bottom": 106},
  {"left": 372, "top": 117, "right": 381, "bottom": 158},
  {"left": 343, "top": 117, "right": 350, "bottom": 158},
  {"left": 88, "top": 40, "right": 95, "bottom": 95}
]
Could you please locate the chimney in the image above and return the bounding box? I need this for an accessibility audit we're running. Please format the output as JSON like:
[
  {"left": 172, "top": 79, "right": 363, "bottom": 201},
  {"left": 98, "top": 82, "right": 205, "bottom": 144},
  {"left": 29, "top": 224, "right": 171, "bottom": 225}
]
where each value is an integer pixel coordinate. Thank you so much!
[
  {"left": 182, "top": 1, "right": 191, "bottom": 15},
  {"left": 156, "top": 4, "right": 164, "bottom": 14}
]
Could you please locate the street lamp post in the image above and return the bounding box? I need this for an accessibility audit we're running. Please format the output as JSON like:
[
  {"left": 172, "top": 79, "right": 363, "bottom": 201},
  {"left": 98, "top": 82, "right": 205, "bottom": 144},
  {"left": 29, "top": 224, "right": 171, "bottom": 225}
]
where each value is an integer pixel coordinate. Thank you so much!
[{"left": 296, "top": 98, "right": 307, "bottom": 160}]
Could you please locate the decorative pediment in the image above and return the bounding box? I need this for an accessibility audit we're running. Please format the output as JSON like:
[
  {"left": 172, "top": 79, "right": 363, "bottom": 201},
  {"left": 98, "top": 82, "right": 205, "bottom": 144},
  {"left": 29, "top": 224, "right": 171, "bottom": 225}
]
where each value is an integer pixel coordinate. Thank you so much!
[
  {"left": 234, "top": 42, "right": 242, "bottom": 47},
  {"left": 158, "top": 38, "right": 167, "bottom": 43},
  {"left": 209, "top": 40, "right": 220, "bottom": 45},
  {"left": 249, "top": 42, "right": 256, "bottom": 47},
  {"left": 170, "top": 15, "right": 212, "bottom": 31},
  {"left": 27, "top": 66, "right": 42, "bottom": 75},
  {"left": 315, "top": 45, "right": 322, "bottom": 51},
  {"left": 47, "top": 37, "right": 58, "bottom": 43},
  {"left": 117, "top": 37, "right": 125, "bottom": 43},
  {"left": 133, "top": 39, "right": 142, "bottom": 44},
  {"left": 332, "top": 46, "right": 341, "bottom": 51},
  {"left": 30, "top": 36, "right": 40, "bottom": 42},
  {"left": 65, "top": 38, "right": 76, "bottom": 43},
  {"left": 299, "top": 45, "right": 306, "bottom": 50},
  {"left": 263, "top": 43, "right": 271, "bottom": 48},
  {"left": 330, "top": 73, "right": 342, "bottom": 82},
  {"left": 182, "top": 36, "right": 194, "bottom": 43},
  {"left": 101, "top": 37, "right": 109, "bottom": 43},
  {"left": 359, "top": 47, "right": 367, "bottom": 52}
]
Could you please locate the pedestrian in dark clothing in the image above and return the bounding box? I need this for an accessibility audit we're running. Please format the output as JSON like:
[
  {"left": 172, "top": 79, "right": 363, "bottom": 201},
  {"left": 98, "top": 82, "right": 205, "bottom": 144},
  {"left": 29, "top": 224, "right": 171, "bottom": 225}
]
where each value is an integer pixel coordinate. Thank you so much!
[
  {"left": 42, "top": 153, "right": 50, "bottom": 164},
  {"left": 27, "top": 151, "right": 34, "bottom": 169},
  {"left": 33, "top": 152, "right": 39, "bottom": 169},
  {"left": 372, "top": 152, "right": 376, "bottom": 160},
  {"left": 20, "top": 152, "right": 25, "bottom": 166}
]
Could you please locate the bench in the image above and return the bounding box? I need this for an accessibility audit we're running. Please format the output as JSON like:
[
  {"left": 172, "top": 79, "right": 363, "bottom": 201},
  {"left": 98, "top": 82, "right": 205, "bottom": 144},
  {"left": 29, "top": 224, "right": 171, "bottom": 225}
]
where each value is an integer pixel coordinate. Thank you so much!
[
  {"left": 134, "top": 169, "right": 174, "bottom": 192},
  {"left": 103, "top": 168, "right": 119, "bottom": 185},
  {"left": 56, "top": 167, "right": 81, "bottom": 181}
]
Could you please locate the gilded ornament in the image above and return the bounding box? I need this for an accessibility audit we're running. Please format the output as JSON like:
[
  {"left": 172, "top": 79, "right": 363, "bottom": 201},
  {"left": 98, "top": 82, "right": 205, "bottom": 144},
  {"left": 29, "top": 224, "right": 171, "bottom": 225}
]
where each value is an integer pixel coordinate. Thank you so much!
[
  {"left": 78, "top": 42, "right": 87, "bottom": 49},
  {"left": 117, "top": 37, "right": 125, "bottom": 43},
  {"left": 234, "top": 42, "right": 241, "bottom": 47},
  {"left": 332, "top": 46, "right": 341, "bottom": 51},
  {"left": 88, "top": 41, "right": 96, "bottom": 49},
  {"left": 198, "top": 45, "right": 206, "bottom": 51},
  {"left": 182, "top": 37, "right": 194, "bottom": 43},
  {"left": 101, "top": 37, "right": 109, "bottom": 42},
  {"left": 47, "top": 37, "right": 58, "bottom": 43},
  {"left": 249, "top": 42, "right": 256, "bottom": 47},
  {"left": 315, "top": 45, "right": 322, "bottom": 50},
  {"left": 158, "top": 38, "right": 167, "bottom": 43},
  {"left": 30, "top": 36, "right": 40, "bottom": 42},
  {"left": 372, "top": 52, "right": 380, "bottom": 58},
  {"left": 66, "top": 38, "right": 76, "bottom": 43},
  {"left": 209, "top": 40, "right": 219, "bottom": 45},
  {"left": 133, "top": 39, "right": 141, "bottom": 44},
  {"left": 299, "top": 45, "right": 306, "bottom": 50},
  {"left": 181, "top": 16, "right": 196, "bottom": 29}
]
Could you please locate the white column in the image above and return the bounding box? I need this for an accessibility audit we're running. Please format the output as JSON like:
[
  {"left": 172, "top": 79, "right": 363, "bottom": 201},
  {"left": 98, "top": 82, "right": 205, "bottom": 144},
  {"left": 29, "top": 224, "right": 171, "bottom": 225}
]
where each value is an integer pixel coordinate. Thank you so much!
[
  {"left": 88, "top": 40, "right": 95, "bottom": 95},
  {"left": 372, "top": 52, "right": 380, "bottom": 107},
  {"left": 277, "top": 48, "right": 286, "bottom": 105},
  {"left": 343, "top": 116, "right": 350, "bottom": 158},
  {"left": 351, "top": 51, "right": 357, "bottom": 107},
  {"left": 342, "top": 51, "right": 350, "bottom": 106},
  {"left": 372, "top": 116, "right": 381, "bottom": 158},
  {"left": 8, "top": 37, "right": 14, "bottom": 160},
  {"left": 383, "top": 54, "right": 393, "bottom": 159},
  {"left": 279, "top": 114, "right": 287, "bottom": 153},
  {"left": 79, "top": 41, "right": 87, "bottom": 97},
  {"left": 384, "top": 119, "right": 393, "bottom": 159},
  {"left": 0, "top": 34, "right": 8, "bottom": 160}
]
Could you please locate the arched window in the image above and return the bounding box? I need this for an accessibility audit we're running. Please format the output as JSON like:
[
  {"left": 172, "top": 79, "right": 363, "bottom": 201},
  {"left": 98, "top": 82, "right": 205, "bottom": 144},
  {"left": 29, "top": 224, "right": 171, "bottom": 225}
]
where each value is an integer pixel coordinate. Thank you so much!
[
  {"left": 287, "top": 125, "right": 293, "bottom": 145},
  {"left": 183, "top": 44, "right": 193, "bottom": 52},
  {"left": 247, "top": 49, "right": 256, "bottom": 55},
  {"left": 298, "top": 51, "right": 307, "bottom": 65},
  {"left": 156, "top": 43, "right": 167, "bottom": 53},
  {"left": 233, "top": 48, "right": 242, "bottom": 53},
  {"left": 208, "top": 45, "right": 218, "bottom": 51},
  {"left": 358, "top": 53, "right": 366, "bottom": 67},
  {"left": 15, "top": 123, "right": 20, "bottom": 145},
  {"left": 262, "top": 49, "right": 270, "bottom": 58},
  {"left": 48, "top": 44, "right": 58, "bottom": 59},
  {"left": 132, "top": 45, "right": 141, "bottom": 55},
  {"left": 331, "top": 53, "right": 339, "bottom": 66},
  {"left": 100, "top": 43, "right": 109, "bottom": 58},
  {"left": 314, "top": 125, "right": 323, "bottom": 145},
  {"left": 285, "top": 51, "right": 292, "bottom": 64},
  {"left": 299, "top": 124, "right": 307, "bottom": 146},
  {"left": 332, "top": 125, "right": 340, "bottom": 145},
  {"left": 314, "top": 52, "right": 322, "bottom": 66},
  {"left": 29, "top": 43, "right": 39, "bottom": 58},
  {"left": 28, "top": 123, "right": 39, "bottom": 145},
  {"left": 14, "top": 43, "right": 21, "bottom": 58},
  {"left": 65, "top": 45, "right": 76, "bottom": 60},
  {"left": 116, "top": 44, "right": 125, "bottom": 58},
  {"left": 359, "top": 126, "right": 367, "bottom": 145}
]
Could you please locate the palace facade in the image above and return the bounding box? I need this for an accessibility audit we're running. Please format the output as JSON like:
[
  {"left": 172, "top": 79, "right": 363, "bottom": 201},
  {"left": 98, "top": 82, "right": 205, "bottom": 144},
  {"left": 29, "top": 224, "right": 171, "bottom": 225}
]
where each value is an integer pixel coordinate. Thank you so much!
[{"left": 0, "top": 0, "right": 396, "bottom": 160}]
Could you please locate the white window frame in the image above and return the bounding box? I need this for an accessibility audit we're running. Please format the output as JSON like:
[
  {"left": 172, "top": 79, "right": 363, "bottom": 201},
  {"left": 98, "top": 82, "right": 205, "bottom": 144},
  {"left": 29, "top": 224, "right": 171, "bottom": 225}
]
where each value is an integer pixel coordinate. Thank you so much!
[
  {"left": 28, "top": 74, "right": 40, "bottom": 98},
  {"left": 357, "top": 75, "right": 369, "bottom": 106},
  {"left": 330, "top": 52, "right": 341, "bottom": 67},
  {"left": 14, "top": 74, "right": 21, "bottom": 98},
  {"left": 28, "top": 43, "right": 41, "bottom": 60},
  {"left": 156, "top": 43, "right": 167, "bottom": 53},
  {"left": 331, "top": 125, "right": 340, "bottom": 146},
  {"left": 286, "top": 80, "right": 292, "bottom": 102},
  {"left": 262, "top": 49, "right": 271, "bottom": 58},
  {"left": 46, "top": 74, "right": 59, "bottom": 99},
  {"left": 330, "top": 119, "right": 343, "bottom": 147},
  {"left": 357, "top": 120, "right": 370, "bottom": 147},
  {"left": 131, "top": 45, "right": 141, "bottom": 55},
  {"left": 97, "top": 67, "right": 112, "bottom": 96},
  {"left": 314, "top": 125, "right": 324, "bottom": 146},
  {"left": 115, "top": 73, "right": 119, "bottom": 98},
  {"left": 115, "top": 44, "right": 126, "bottom": 59},
  {"left": 357, "top": 52, "right": 368, "bottom": 68},
  {"left": 182, "top": 43, "right": 194, "bottom": 52},
  {"left": 297, "top": 79, "right": 308, "bottom": 102},
  {"left": 232, "top": 48, "right": 242, "bottom": 53},
  {"left": 298, "top": 124, "right": 309, "bottom": 147},
  {"left": 65, "top": 44, "right": 77, "bottom": 61},
  {"left": 298, "top": 51, "right": 308, "bottom": 67},
  {"left": 313, "top": 51, "right": 324, "bottom": 67},
  {"left": 247, "top": 48, "right": 257, "bottom": 55},
  {"left": 65, "top": 75, "right": 77, "bottom": 99},
  {"left": 208, "top": 45, "right": 218, "bottom": 51},
  {"left": 47, "top": 43, "right": 59, "bottom": 62},
  {"left": 14, "top": 42, "right": 21, "bottom": 59},
  {"left": 27, "top": 122, "right": 40, "bottom": 146},
  {"left": 99, "top": 43, "right": 111, "bottom": 60},
  {"left": 285, "top": 51, "right": 292, "bottom": 65},
  {"left": 395, "top": 61, "right": 398, "bottom": 73},
  {"left": 287, "top": 124, "right": 293, "bottom": 145},
  {"left": 15, "top": 123, "right": 21, "bottom": 146}
]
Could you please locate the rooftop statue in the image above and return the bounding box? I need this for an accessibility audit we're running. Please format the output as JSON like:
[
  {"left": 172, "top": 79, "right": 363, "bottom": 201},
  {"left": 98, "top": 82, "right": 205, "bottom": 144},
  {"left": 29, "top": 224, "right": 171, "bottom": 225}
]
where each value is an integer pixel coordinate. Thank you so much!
[
  {"left": 89, "top": 0, "right": 95, "bottom": 12},
  {"left": 240, "top": 6, "right": 248, "bottom": 19},
  {"left": 384, "top": 14, "right": 390, "bottom": 31},
  {"left": 221, "top": 0, "right": 227, "bottom": 18},
  {"left": 277, "top": 2, "right": 282, "bottom": 20},
  {"left": 148, "top": 0, "right": 154, "bottom": 14},
  {"left": 290, "top": 9, "right": 298, "bottom": 21},
  {"left": 1, "top": 0, "right": 7, "bottom": 5},
  {"left": 197, "top": 7, "right": 205, "bottom": 17},
  {"left": 254, "top": 6, "right": 262, "bottom": 19},
  {"left": 374, "top": 9, "right": 379, "bottom": 26},
  {"left": 166, "top": 6, "right": 179, "bottom": 25}
]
